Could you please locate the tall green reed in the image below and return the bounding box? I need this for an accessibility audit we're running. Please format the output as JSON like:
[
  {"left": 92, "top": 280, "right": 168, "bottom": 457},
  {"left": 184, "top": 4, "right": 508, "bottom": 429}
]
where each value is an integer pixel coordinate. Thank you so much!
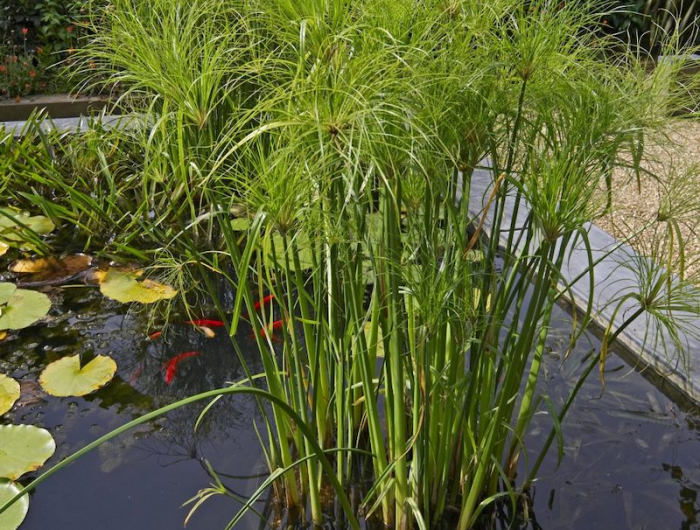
[{"left": 2, "top": 0, "right": 700, "bottom": 528}]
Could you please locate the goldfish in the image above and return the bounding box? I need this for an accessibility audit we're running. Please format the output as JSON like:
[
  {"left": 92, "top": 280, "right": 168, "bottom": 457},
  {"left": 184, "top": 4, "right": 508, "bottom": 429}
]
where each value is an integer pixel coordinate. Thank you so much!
[
  {"left": 256, "top": 319, "right": 285, "bottom": 340},
  {"left": 163, "top": 351, "right": 201, "bottom": 384},
  {"left": 242, "top": 294, "right": 276, "bottom": 319},
  {"left": 184, "top": 319, "right": 226, "bottom": 327}
]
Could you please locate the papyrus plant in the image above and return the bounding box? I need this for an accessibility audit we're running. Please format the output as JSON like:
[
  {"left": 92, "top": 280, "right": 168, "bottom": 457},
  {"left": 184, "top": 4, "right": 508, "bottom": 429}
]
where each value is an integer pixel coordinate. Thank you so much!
[{"left": 2, "top": 0, "right": 699, "bottom": 529}]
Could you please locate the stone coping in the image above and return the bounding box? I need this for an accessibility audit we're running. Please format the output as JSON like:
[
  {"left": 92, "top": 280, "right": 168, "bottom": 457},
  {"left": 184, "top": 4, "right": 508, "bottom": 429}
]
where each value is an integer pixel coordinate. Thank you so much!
[
  {"left": 1, "top": 114, "right": 139, "bottom": 138},
  {"left": 468, "top": 167, "right": 700, "bottom": 404},
  {"left": 0, "top": 95, "right": 114, "bottom": 122}
]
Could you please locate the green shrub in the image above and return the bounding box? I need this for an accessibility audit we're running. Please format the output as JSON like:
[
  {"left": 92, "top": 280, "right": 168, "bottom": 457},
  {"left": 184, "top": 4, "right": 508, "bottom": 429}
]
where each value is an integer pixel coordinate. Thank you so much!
[{"left": 0, "top": 0, "right": 99, "bottom": 98}]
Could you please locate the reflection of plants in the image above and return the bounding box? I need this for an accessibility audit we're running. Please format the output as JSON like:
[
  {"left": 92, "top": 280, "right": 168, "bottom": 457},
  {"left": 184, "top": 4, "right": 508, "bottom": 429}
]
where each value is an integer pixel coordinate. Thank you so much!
[{"left": 2, "top": 0, "right": 700, "bottom": 528}]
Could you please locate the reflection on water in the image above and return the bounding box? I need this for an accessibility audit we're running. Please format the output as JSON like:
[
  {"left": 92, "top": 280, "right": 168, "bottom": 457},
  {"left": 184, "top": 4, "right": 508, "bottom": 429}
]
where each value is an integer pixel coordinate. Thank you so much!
[
  {"left": 524, "top": 303, "right": 700, "bottom": 530},
  {"left": 2, "top": 287, "right": 700, "bottom": 529}
]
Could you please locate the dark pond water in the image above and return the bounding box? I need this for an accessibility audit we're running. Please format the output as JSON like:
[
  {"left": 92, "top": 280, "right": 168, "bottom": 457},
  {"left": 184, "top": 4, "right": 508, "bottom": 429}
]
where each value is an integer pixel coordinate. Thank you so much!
[{"left": 2, "top": 286, "right": 700, "bottom": 530}]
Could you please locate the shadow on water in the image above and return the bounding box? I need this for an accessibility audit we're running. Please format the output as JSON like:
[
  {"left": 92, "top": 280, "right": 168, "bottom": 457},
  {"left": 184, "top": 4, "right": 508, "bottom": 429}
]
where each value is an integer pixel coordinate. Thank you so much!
[{"left": 2, "top": 283, "right": 700, "bottom": 529}]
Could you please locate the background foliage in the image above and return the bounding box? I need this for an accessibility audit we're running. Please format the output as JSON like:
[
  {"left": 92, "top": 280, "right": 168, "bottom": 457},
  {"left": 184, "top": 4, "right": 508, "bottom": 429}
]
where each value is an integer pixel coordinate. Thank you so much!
[
  {"left": 0, "top": 0, "right": 91, "bottom": 99},
  {"left": 598, "top": 0, "right": 699, "bottom": 51}
]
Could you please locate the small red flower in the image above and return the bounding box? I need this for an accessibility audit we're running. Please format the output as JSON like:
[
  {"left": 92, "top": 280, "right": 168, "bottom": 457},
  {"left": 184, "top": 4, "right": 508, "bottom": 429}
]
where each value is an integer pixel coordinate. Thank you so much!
[
  {"left": 29, "top": 70, "right": 36, "bottom": 78},
  {"left": 0, "top": 65, "right": 6, "bottom": 73},
  {"left": 35, "top": 47, "right": 43, "bottom": 55},
  {"left": 66, "top": 26, "right": 75, "bottom": 33},
  {"left": 21, "top": 28, "right": 29, "bottom": 36}
]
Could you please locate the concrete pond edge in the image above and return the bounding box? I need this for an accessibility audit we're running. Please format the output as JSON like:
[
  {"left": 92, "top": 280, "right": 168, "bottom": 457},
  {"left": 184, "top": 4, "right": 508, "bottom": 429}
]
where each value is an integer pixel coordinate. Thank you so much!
[{"left": 469, "top": 166, "right": 700, "bottom": 406}]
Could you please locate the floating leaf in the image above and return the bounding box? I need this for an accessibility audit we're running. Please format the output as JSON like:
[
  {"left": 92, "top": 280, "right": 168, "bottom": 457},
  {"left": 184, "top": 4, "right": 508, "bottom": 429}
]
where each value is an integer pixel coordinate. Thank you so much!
[
  {"left": 40, "top": 355, "right": 117, "bottom": 397},
  {"left": 363, "top": 321, "right": 385, "bottom": 358},
  {"left": 262, "top": 232, "right": 315, "bottom": 272},
  {"left": 11, "top": 254, "right": 93, "bottom": 287},
  {"left": 0, "top": 208, "right": 55, "bottom": 240},
  {"left": 0, "top": 480, "right": 29, "bottom": 530},
  {"left": 0, "top": 284, "right": 15, "bottom": 305},
  {"left": 0, "top": 285, "right": 51, "bottom": 331},
  {"left": 464, "top": 250, "right": 485, "bottom": 262},
  {"left": 83, "top": 268, "right": 107, "bottom": 285},
  {"left": 0, "top": 241, "right": 8, "bottom": 257},
  {"left": 0, "top": 375, "right": 20, "bottom": 416},
  {"left": 0, "top": 424, "right": 55, "bottom": 480},
  {"left": 99, "top": 270, "right": 177, "bottom": 304},
  {"left": 230, "top": 217, "right": 252, "bottom": 232}
]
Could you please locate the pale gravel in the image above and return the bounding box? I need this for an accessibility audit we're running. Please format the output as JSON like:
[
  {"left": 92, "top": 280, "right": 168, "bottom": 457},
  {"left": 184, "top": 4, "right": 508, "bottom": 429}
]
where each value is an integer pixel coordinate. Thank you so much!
[{"left": 596, "top": 120, "right": 700, "bottom": 279}]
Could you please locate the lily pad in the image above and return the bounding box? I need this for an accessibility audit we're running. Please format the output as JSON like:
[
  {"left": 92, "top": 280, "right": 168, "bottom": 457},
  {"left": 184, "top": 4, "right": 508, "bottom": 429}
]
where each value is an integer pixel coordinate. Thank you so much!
[
  {"left": 0, "top": 285, "right": 51, "bottom": 331},
  {"left": 0, "top": 241, "right": 8, "bottom": 257},
  {"left": 0, "top": 375, "right": 20, "bottom": 416},
  {"left": 230, "top": 217, "right": 252, "bottom": 232},
  {"left": 262, "top": 232, "right": 315, "bottom": 272},
  {"left": 40, "top": 355, "right": 117, "bottom": 397},
  {"left": 0, "top": 424, "right": 55, "bottom": 480},
  {"left": 363, "top": 321, "right": 385, "bottom": 358},
  {"left": 0, "top": 480, "right": 29, "bottom": 530},
  {"left": 0, "top": 284, "right": 15, "bottom": 306},
  {"left": 11, "top": 254, "right": 93, "bottom": 287},
  {"left": 0, "top": 208, "right": 55, "bottom": 238},
  {"left": 99, "top": 270, "right": 177, "bottom": 304}
]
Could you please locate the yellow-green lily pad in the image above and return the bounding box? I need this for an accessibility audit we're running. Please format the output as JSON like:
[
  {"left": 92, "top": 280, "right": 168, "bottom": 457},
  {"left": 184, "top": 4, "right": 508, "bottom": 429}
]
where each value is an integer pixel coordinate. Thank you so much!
[
  {"left": 0, "top": 284, "right": 51, "bottom": 331},
  {"left": 0, "top": 375, "right": 20, "bottom": 416},
  {"left": 0, "top": 241, "right": 8, "bottom": 257},
  {"left": 262, "top": 231, "right": 315, "bottom": 272},
  {"left": 99, "top": 270, "right": 177, "bottom": 304},
  {"left": 40, "top": 355, "right": 117, "bottom": 397},
  {"left": 0, "top": 480, "right": 29, "bottom": 530},
  {"left": 0, "top": 424, "right": 56, "bottom": 480},
  {"left": 363, "top": 321, "right": 385, "bottom": 358},
  {"left": 0, "top": 208, "right": 55, "bottom": 238},
  {"left": 0, "top": 284, "right": 15, "bottom": 306}
]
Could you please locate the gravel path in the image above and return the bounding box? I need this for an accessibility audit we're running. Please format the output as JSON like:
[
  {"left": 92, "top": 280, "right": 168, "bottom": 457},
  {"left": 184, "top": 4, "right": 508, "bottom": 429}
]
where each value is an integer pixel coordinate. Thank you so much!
[{"left": 596, "top": 120, "right": 700, "bottom": 279}]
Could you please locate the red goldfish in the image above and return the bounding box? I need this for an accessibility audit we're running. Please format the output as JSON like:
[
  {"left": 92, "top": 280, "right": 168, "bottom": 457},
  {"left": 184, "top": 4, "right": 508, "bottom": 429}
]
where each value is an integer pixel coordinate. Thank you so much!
[
  {"left": 163, "top": 351, "right": 201, "bottom": 384},
  {"left": 242, "top": 294, "right": 275, "bottom": 319},
  {"left": 256, "top": 319, "right": 285, "bottom": 340},
  {"left": 184, "top": 319, "right": 226, "bottom": 327}
]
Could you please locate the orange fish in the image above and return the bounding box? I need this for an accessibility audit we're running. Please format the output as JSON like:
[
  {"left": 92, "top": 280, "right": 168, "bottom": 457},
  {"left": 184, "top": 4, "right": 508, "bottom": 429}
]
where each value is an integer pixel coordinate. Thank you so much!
[
  {"left": 256, "top": 319, "right": 285, "bottom": 340},
  {"left": 184, "top": 319, "right": 226, "bottom": 327},
  {"left": 242, "top": 294, "right": 275, "bottom": 319},
  {"left": 163, "top": 351, "right": 201, "bottom": 384}
]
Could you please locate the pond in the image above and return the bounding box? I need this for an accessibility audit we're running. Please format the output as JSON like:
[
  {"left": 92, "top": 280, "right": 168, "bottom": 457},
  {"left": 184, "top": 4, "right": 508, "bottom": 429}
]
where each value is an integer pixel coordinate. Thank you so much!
[{"left": 1, "top": 285, "right": 699, "bottom": 530}]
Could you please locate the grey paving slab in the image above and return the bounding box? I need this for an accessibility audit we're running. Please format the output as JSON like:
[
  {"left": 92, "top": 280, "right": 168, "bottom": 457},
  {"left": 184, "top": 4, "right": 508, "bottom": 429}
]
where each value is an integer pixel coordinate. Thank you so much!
[
  {"left": 468, "top": 166, "right": 700, "bottom": 403},
  {"left": 1, "top": 114, "right": 140, "bottom": 138}
]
